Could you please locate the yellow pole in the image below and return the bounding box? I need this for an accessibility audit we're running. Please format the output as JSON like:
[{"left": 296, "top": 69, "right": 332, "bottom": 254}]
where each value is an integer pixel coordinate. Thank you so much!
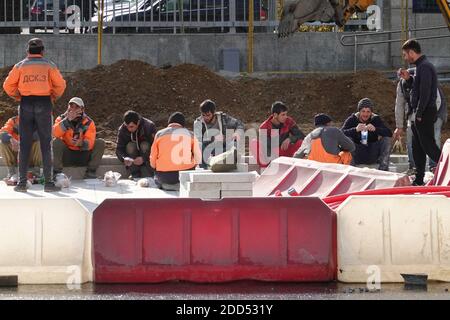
[
  {"left": 401, "top": 0, "right": 406, "bottom": 68},
  {"left": 97, "top": 0, "right": 105, "bottom": 65},
  {"left": 247, "top": 0, "right": 254, "bottom": 73}
]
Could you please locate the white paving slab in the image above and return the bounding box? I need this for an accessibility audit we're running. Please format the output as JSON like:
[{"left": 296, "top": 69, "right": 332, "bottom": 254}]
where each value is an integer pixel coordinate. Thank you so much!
[
  {"left": 221, "top": 190, "right": 253, "bottom": 197},
  {"left": 0, "top": 179, "right": 178, "bottom": 213},
  {"left": 221, "top": 182, "right": 253, "bottom": 191},
  {"left": 180, "top": 170, "right": 259, "bottom": 183}
]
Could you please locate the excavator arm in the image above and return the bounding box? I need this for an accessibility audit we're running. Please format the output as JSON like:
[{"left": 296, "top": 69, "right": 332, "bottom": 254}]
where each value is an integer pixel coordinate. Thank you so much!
[
  {"left": 437, "top": 0, "right": 450, "bottom": 29},
  {"left": 278, "top": 0, "right": 376, "bottom": 38}
]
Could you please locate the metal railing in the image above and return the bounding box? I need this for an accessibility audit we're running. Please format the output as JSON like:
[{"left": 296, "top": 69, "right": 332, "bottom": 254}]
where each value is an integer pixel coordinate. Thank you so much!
[
  {"left": 340, "top": 26, "right": 450, "bottom": 72},
  {"left": 1, "top": 0, "right": 376, "bottom": 34},
  {"left": 0, "top": 0, "right": 278, "bottom": 34}
]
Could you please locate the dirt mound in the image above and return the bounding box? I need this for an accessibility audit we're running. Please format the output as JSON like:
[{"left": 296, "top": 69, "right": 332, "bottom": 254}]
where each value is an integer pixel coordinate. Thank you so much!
[{"left": 0, "top": 60, "right": 448, "bottom": 154}]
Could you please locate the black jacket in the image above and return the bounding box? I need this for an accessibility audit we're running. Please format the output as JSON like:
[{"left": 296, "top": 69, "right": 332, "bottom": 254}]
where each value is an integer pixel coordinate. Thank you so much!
[
  {"left": 409, "top": 55, "right": 438, "bottom": 119},
  {"left": 116, "top": 117, "right": 156, "bottom": 162},
  {"left": 342, "top": 113, "right": 392, "bottom": 144}
]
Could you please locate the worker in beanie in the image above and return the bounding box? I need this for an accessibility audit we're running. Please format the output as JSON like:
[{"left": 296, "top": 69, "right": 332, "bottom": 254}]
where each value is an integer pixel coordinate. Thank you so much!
[
  {"left": 294, "top": 113, "right": 354, "bottom": 164},
  {"left": 342, "top": 98, "right": 392, "bottom": 171},
  {"left": 150, "top": 112, "right": 201, "bottom": 190},
  {"left": 3, "top": 38, "right": 66, "bottom": 192}
]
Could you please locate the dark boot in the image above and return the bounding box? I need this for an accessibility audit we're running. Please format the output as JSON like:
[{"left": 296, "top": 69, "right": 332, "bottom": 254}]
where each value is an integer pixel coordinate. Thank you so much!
[
  {"left": 44, "top": 181, "right": 61, "bottom": 192},
  {"left": 14, "top": 183, "right": 28, "bottom": 192}
]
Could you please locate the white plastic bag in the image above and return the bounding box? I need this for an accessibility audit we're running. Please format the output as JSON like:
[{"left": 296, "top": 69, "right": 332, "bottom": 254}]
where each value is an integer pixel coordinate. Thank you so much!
[
  {"left": 54, "top": 173, "right": 71, "bottom": 188},
  {"left": 103, "top": 171, "right": 121, "bottom": 187},
  {"left": 137, "top": 177, "right": 158, "bottom": 188}
]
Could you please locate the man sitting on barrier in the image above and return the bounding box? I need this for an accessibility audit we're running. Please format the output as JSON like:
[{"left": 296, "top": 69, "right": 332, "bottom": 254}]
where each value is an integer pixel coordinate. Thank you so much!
[
  {"left": 255, "top": 101, "right": 305, "bottom": 166},
  {"left": 294, "top": 113, "right": 354, "bottom": 164},
  {"left": 0, "top": 114, "right": 41, "bottom": 180},
  {"left": 151, "top": 112, "right": 201, "bottom": 190},
  {"left": 193, "top": 99, "right": 244, "bottom": 168},
  {"left": 342, "top": 98, "right": 392, "bottom": 171},
  {"left": 53, "top": 97, "right": 105, "bottom": 179},
  {"left": 116, "top": 110, "right": 157, "bottom": 179}
]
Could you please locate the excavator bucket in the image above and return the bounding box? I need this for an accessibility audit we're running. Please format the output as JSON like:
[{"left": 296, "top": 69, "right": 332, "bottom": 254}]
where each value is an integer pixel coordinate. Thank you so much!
[
  {"left": 278, "top": 0, "right": 336, "bottom": 37},
  {"left": 277, "top": 0, "right": 377, "bottom": 37}
]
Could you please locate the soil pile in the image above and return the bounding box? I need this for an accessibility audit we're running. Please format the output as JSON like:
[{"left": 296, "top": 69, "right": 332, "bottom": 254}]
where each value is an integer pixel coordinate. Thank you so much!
[{"left": 1, "top": 60, "right": 448, "bottom": 154}]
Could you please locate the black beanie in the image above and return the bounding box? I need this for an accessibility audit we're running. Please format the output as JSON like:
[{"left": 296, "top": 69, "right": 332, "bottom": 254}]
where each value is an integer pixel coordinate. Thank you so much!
[
  {"left": 314, "top": 113, "right": 332, "bottom": 127},
  {"left": 357, "top": 98, "right": 374, "bottom": 111},
  {"left": 168, "top": 112, "right": 185, "bottom": 127}
]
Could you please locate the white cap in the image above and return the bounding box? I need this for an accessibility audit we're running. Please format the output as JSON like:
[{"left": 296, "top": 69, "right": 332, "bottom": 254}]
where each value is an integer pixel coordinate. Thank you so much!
[{"left": 68, "top": 97, "right": 85, "bottom": 108}]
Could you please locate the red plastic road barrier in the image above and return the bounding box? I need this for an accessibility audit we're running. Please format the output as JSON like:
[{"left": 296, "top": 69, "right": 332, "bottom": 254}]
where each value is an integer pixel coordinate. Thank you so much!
[
  {"left": 93, "top": 198, "right": 336, "bottom": 283},
  {"left": 323, "top": 186, "right": 450, "bottom": 210},
  {"left": 430, "top": 139, "right": 450, "bottom": 186},
  {"left": 253, "top": 157, "right": 410, "bottom": 197}
]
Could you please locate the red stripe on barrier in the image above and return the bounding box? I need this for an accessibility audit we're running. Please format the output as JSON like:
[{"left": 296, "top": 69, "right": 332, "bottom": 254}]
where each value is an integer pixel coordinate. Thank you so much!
[
  {"left": 323, "top": 186, "right": 450, "bottom": 208},
  {"left": 93, "top": 198, "right": 336, "bottom": 283}
]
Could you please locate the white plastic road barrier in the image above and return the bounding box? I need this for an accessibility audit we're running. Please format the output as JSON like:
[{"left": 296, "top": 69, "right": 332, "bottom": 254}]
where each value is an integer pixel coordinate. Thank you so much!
[
  {"left": 337, "top": 195, "right": 450, "bottom": 283},
  {"left": 0, "top": 199, "right": 92, "bottom": 284}
]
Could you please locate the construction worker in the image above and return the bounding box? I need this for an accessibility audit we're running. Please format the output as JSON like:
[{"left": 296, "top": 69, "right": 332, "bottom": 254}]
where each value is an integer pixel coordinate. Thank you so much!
[
  {"left": 0, "top": 115, "right": 42, "bottom": 179},
  {"left": 53, "top": 97, "right": 105, "bottom": 179},
  {"left": 294, "top": 113, "right": 354, "bottom": 164},
  {"left": 399, "top": 39, "right": 442, "bottom": 185},
  {"left": 193, "top": 99, "right": 244, "bottom": 168},
  {"left": 2, "top": 38, "right": 66, "bottom": 192},
  {"left": 342, "top": 98, "right": 392, "bottom": 171},
  {"left": 256, "top": 101, "right": 305, "bottom": 166},
  {"left": 116, "top": 110, "right": 156, "bottom": 179},
  {"left": 151, "top": 112, "right": 201, "bottom": 190}
]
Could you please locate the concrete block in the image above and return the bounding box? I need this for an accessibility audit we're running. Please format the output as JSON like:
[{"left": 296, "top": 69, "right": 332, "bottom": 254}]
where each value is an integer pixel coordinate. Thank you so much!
[
  {"left": 389, "top": 154, "right": 409, "bottom": 164},
  {"left": 179, "top": 187, "right": 221, "bottom": 199},
  {"left": 221, "top": 190, "right": 253, "bottom": 197},
  {"left": 221, "top": 182, "right": 253, "bottom": 191},
  {"left": 181, "top": 181, "right": 222, "bottom": 191},
  {"left": 184, "top": 171, "right": 259, "bottom": 183},
  {"left": 236, "top": 163, "right": 249, "bottom": 172}
]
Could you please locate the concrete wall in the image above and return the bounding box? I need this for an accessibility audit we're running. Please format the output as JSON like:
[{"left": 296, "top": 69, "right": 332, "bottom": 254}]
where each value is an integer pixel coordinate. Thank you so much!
[
  {"left": 0, "top": 32, "right": 391, "bottom": 73},
  {"left": 0, "top": 0, "right": 448, "bottom": 73},
  {"left": 388, "top": 0, "right": 450, "bottom": 69}
]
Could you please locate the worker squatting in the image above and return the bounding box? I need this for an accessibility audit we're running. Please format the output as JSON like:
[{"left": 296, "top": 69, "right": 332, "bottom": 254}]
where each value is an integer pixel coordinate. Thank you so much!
[{"left": 1, "top": 38, "right": 446, "bottom": 191}]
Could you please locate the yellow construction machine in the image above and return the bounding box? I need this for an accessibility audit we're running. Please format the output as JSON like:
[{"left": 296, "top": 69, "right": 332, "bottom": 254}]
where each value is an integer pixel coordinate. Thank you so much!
[{"left": 277, "top": 0, "right": 376, "bottom": 37}]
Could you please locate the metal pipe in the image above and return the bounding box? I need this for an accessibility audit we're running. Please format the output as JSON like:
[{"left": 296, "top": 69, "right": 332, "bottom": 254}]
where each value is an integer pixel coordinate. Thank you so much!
[
  {"left": 97, "top": 0, "right": 104, "bottom": 65},
  {"left": 247, "top": 0, "right": 254, "bottom": 73},
  {"left": 340, "top": 26, "right": 449, "bottom": 46},
  {"left": 354, "top": 35, "right": 357, "bottom": 73}
]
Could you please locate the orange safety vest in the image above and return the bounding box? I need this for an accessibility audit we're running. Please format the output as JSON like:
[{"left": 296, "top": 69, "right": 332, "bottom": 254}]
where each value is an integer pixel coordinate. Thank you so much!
[
  {"left": 308, "top": 138, "right": 352, "bottom": 165},
  {"left": 53, "top": 115, "right": 96, "bottom": 151},
  {"left": 0, "top": 116, "right": 20, "bottom": 141},
  {"left": 150, "top": 124, "right": 201, "bottom": 172},
  {"left": 2, "top": 54, "right": 66, "bottom": 101}
]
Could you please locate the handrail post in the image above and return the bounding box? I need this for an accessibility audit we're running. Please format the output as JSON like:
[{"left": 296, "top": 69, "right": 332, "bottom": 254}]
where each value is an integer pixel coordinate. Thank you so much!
[{"left": 354, "top": 35, "right": 357, "bottom": 73}]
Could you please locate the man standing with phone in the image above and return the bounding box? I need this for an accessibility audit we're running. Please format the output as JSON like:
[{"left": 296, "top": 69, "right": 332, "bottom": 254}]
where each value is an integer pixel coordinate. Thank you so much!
[{"left": 398, "top": 39, "right": 441, "bottom": 185}]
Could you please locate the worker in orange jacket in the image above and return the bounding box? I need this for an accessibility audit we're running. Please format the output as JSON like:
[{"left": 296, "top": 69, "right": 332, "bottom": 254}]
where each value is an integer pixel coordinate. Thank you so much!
[
  {"left": 294, "top": 113, "right": 355, "bottom": 164},
  {"left": 2, "top": 38, "right": 66, "bottom": 192},
  {"left": 53, "top": 97, "right": 105, "bottom": 179},
  {"left": 150, "top": 112, "right": 201, "bottom": 189},
  {"left": 0, "top": 115, "right": 42, "bottom": 178}
]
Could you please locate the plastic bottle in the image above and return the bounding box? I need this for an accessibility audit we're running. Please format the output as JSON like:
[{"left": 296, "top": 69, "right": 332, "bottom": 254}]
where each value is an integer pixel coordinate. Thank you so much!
[{"left": 361, "top": 129, "right": 368, "bottom": 145}]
